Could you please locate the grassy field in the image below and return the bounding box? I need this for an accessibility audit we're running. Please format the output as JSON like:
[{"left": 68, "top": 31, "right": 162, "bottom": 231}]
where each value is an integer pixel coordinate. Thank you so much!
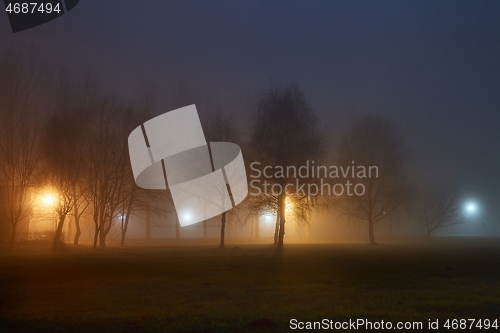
[{"left": 0, "top": 238, "right": 499, "bottom": 332}]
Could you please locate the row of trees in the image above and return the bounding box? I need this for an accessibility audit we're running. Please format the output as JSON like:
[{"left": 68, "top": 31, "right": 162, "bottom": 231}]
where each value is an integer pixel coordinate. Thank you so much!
[
  {"left": 245, "top": 84, "right": 469, "bottom": 246},
  {"left": 0, "top": 45, "right": 250, "bottom": 252},
  {"left": 0, "top": 45, "right": 47, "bottom": 250},
  {"left": 0, "top": 45, "right": 469, "bottom": 252},
  {"left": 0, "top": 45, "right": 170, "bottom": 251}
]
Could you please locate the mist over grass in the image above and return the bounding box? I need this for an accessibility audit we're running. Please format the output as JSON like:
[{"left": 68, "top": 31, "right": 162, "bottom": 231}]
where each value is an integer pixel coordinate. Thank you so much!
[{"left": 1, "top": 238, "right": 499, "bottom": 332}]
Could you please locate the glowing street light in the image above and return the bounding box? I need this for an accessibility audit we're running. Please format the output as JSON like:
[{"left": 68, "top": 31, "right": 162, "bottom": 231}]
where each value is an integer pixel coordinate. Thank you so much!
[
  {"left": 42, "top": 194, "right": 55, "bottom": 206},
  {"left": 464, "top": 200, "right": 484, "bottom": 236},
  {"left": 465, "top": 201, "right": 478, "bottom": 215},
  {"left": 466, "top": 203, "right": 476, "bottom": 213},
  {"left": 262, "top": 212, "right": 274, "bottom": 223},
  {"left": 285, "top": 198, "right": 293, "bottom": 213}
]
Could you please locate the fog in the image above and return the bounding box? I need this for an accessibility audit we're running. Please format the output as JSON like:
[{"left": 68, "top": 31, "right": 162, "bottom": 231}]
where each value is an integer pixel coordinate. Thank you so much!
[{"left": 1, "top": 2, "right": 499, "bottom": 332}]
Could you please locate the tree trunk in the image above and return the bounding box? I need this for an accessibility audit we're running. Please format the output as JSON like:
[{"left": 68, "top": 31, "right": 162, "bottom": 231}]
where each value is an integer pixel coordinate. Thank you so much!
[
  {"left": 52, "top": 216, "right": 66, "bottom": 254},
  {"left": 92, "top": 221, "right": 99, "bottom": 249},
  {"left": 273, "top": 213, "right": 279, "bottom": 245},
  {"left": 368, "top": 219, "right": 376, "bottom": 245},
  {"left": 120, "top": 223, "right": 126, "bottom": 247},
  {"left": 99, "top": 230, "right": 106, "bottom": 248},
  {"left": 219, "top": 212, "right": 226, "bottom": 248},
  {"left": 120, "top": 205, "right": 133, "bottom": 247},
  {"left": 100, "top": 215, "right": 116, "bottom": 248},
  {"left": 277, "top": 194, "right": 286, "bottom": 251},
  {"left": 73, "top": 208, "right": 81, "bottom": 246},
  {"left": 73, "top": 221, "right": 81, "bottom": 245},
  {"left": 97, "top": 215, "right": 107, "bottom": 248},
  {"left": 120, "top": 215, "right": 129, "bottom": 247}
]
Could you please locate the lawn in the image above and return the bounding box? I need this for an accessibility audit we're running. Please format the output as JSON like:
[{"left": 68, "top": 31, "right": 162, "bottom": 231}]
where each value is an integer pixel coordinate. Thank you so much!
[{"left": 0, "top": 238, "right": 499, "bottom": 332}]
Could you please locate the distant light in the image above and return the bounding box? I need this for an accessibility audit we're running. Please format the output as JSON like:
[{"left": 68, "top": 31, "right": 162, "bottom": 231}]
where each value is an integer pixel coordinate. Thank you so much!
[
  {"left": 467, "top": 204, "right": 476, "bottom": 213},
  {"left": 42, "top": 195, "right": 54, "bottom": 206},
  {"left": 262, "top": 213, "right": 274, "bottom": 223},
  {"left": 465, "top": 201, "right": 479, "bottom": 216},
  {"left": 183, "top": 212, "right": 191, "bottom": 221}
]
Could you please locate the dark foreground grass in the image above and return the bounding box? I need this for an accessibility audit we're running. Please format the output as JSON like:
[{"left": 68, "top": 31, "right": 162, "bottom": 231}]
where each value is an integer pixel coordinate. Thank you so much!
[{"left": 0, "top": 238, "right": 499, "bottom": 332}]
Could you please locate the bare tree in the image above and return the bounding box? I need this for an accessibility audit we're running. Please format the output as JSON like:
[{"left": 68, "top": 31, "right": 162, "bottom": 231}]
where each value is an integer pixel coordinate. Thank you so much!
[
  {"left": 245, "top": 185, "right": 278, "bottom": 242},
  {"left": 411, "top": 186, "right": 467, "bottom": 236},
  {"left": 81, "top": 86, "right": 168, "bottom": 248},
  {"left": 0, "top": 44, "right": 47, "bottom": 249},
  {"left": 249, "top": 84, "right": 324, "bottom": 251},
  {"left": 203, "top": 110, "right": 242, "bottom": 248},
  {"left": 334, "top": 116, "right": 410, "bottom": 245},
  {"left": 67, "top": 70, "right": 101, "bottom": 246},
  {"left": 39, "top": 70, "right": 96, "bottom": 253},
  {"left": 82, "top": 95, "right": 132, "bottom": 248},
  {"left": 116, "top": 89, "right": 170, "bottom": 247},
  {"left": 166, "top": 81, "right": 197, "bottom": 239},
  {"left": 71, "top": 183, "right": 88, "bottom": 245},
  {"left": 42, "top": 112, "right": 79, "bottom": 252},
  {"left": 116, "top": 148, "right": 141, "bottom": 247}
]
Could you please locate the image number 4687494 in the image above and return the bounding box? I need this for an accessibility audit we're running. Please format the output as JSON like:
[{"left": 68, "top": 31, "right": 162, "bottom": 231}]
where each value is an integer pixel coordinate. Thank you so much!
[{"left": 3, "top": 0, "right": 79, "bottom": 33}]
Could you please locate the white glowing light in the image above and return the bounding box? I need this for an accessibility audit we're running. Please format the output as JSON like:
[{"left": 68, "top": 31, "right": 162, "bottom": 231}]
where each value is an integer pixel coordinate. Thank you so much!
[
  {"left": 467, "top": 204, "right": 476, "bottom": 213},
  {"left": 42, "top": 195, "right": 54, "bottom": 206},
  {"left": 465, "top": 201, "right": 479, "bottom": 216},
  {"left": 262, "top": 213, "right": 274, "bottom": 223}
]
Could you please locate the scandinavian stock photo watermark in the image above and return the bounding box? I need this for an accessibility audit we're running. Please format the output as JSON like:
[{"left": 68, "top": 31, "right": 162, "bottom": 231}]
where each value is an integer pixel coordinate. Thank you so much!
[{"left": 249, "top": 160, "right": 379, "bottom": 198}]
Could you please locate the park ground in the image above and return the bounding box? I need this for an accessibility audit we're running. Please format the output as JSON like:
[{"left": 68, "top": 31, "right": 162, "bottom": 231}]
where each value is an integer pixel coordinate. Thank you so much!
[{"left": 0, "top": 238, "right": 499, "bottom": 332}]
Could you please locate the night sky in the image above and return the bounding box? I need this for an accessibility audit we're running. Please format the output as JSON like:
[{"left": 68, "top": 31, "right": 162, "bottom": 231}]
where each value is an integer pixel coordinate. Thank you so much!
[{"left": 1, "top": 0, "right": 499, "bottom": 234}]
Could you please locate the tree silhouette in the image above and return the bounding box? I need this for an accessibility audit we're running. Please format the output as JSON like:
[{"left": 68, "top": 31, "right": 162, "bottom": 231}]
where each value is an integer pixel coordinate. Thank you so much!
[
  {"left": 334, "top": 116, "right": 409, "bottom": 245},
  {"left": 0, "top": 44, "right": 46, "bottom": 249},
  {"left": 411, "top": 185, "right": 468, "bottom": 236},
  {"left": 249, "top": 84, "right": 324, "bottom": 251},
  {"left": 42, "top": 103, "right": 81, "bottom": 252},
  {"left": 204, "top": 110, "right": 241, "bottom": 248}
]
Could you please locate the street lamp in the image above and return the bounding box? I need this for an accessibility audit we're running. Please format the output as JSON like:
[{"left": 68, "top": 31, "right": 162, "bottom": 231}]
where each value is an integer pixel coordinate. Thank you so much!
[
  {"left": 42, "top": 194, "right": 55, "bottom": 206},
  {"left": 466, "top": 203, "right": 476, "bottom": 213},
  {"left": 464, "top": 201, "right": 482, "bottom": 236},
  {"left": 285, "top": 198, "right": 293, "bottom": 214},
  {"left": 262, "top": 212, "right": 273, "bottom": 224}
]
